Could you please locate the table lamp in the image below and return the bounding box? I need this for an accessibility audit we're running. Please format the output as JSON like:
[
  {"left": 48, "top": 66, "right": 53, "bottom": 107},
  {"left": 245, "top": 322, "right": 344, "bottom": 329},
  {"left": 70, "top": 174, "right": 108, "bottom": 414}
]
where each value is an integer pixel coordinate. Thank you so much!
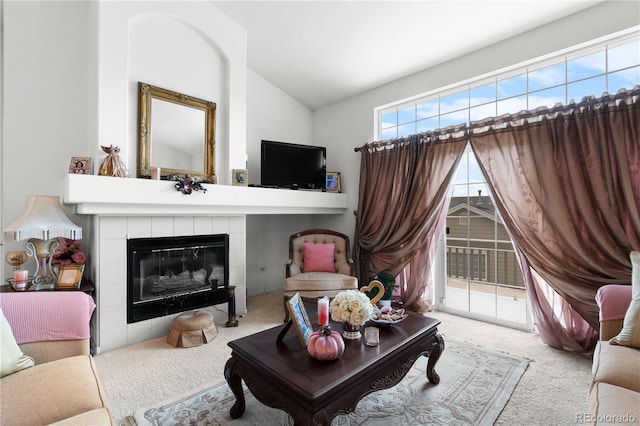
[{"left": 4, "top": 195, "right": 82, "bottom": 290}]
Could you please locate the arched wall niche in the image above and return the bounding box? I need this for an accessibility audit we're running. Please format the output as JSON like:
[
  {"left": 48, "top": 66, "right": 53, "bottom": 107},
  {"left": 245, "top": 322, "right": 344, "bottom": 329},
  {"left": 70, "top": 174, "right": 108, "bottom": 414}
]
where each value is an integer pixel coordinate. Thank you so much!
[
  {"left": 128, "top": 14, "right": 228, "bottom": 182},
  {"left": 95, "top": 1, "right": 247, "bottom": 184}
]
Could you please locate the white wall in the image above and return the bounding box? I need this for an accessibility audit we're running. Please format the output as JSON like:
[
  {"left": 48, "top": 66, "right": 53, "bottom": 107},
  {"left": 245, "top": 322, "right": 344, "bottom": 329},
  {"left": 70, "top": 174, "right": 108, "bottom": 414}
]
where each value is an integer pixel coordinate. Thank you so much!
[
  {"left": 312, "top": 1, "right": 640, "bottom": 248},
  {"left": 245, "top": 70, "right": 318, "bottom": 296},
  {"left": 2, "top": 0, "right": 93, "bottom": 268},
  {"left": 245, "top": 69, "right": 313, "bottom": 185}
]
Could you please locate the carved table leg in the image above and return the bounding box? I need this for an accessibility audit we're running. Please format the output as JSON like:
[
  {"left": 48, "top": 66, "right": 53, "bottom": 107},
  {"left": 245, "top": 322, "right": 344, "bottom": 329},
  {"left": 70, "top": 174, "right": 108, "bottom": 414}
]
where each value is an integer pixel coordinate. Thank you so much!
[
  {"left": 293, "top": 410, "right": 331, "bottom": 426},
  {"left": 426, "top": 333, "right": 445, "bottom": 384},
  {"left": 224, "top": 358, "right": 245, "bottom": 419}
]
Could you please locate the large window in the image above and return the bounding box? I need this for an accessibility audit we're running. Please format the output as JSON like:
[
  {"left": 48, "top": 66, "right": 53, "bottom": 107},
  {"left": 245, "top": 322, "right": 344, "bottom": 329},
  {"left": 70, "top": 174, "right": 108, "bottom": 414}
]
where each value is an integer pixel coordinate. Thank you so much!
[
  {"left": 379, "top": 33, "right": 639, "bottom": 139},
  {"left": 376, "top": 30, "right": 640, "bottom": 329}
]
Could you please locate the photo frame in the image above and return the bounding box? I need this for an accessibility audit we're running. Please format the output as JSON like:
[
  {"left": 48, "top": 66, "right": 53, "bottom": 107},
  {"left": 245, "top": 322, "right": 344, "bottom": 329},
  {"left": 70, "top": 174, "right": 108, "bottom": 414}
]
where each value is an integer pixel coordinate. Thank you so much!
[
  {"left": 326, "top": 172, "right": 341, "bottom": 193},
  {"left": 286, "top": 293, "right": 313, "bottom": 348},
  {"left": 69, "top": 157, "right": 92, "bottom": 175},
  {"left": 232, "top": 169, "right": 248, "bottom": 186},
  {"left": 54, "top": 264, "right": 84, "bottom": 290}
]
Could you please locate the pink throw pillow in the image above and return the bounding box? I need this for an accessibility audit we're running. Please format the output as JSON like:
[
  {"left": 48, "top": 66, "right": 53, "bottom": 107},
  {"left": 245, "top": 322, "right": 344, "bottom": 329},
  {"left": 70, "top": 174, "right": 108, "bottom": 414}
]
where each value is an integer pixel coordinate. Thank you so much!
[{"left": 303, "top": 243, "right": 335, "bottom": 273}]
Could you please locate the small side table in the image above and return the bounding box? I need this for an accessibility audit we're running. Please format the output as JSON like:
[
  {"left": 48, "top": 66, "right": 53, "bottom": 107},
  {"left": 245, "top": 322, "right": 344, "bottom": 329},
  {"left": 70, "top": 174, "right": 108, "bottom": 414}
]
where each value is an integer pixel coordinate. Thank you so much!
[{"left": 1, "top": 276, "right": 94, "bottom": 296}]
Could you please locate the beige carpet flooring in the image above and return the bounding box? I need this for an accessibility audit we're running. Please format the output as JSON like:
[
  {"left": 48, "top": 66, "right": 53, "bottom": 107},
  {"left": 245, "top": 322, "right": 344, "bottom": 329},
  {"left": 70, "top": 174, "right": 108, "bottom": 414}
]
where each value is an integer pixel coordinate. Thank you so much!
[
  {"left": 128, "top": 339, "right": 527, "bottom": 426},
  {"left": 94, "top": 291, "right": 592, "bottom": 425}
]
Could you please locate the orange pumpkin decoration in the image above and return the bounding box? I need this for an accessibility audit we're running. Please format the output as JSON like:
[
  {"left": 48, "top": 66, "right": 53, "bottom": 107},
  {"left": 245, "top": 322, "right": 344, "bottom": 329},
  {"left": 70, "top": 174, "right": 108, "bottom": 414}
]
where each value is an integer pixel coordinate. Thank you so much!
[{"left": 307, "top": 326, "right": 345, "bottom": 361}]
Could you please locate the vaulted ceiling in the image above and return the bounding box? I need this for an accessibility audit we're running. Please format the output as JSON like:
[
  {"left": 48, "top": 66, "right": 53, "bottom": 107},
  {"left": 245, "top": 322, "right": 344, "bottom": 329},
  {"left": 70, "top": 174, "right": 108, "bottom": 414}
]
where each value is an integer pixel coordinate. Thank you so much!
[{"left": 212, "top": 1, "right": 604, "bottom": 110}]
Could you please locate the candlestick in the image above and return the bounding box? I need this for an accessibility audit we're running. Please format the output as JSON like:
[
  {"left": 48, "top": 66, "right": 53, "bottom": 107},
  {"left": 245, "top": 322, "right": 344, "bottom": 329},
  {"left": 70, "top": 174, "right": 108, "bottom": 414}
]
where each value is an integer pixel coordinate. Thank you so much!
[
  {"left": 151, "top": 166, "right": 161, "bottom": 180},
  {"left": 12, "top": 269, "right": 29, "bottom": 291},
  {"left": 318, "top": 296, "right": 329, "bottom": 327},
  {"left": 365, "top": 326, "right": 379, "bottom": 346}
]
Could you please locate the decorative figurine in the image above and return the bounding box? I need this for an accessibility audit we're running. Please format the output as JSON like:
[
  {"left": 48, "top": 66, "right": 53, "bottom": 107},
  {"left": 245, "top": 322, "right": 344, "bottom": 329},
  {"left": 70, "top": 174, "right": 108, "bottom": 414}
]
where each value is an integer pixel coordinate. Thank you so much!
[
  {"left": 174, "top": 174, "right": 207, "bottom": 195},
  {"left": 98, "top": 145, "right": 129, "bottom": 177}
]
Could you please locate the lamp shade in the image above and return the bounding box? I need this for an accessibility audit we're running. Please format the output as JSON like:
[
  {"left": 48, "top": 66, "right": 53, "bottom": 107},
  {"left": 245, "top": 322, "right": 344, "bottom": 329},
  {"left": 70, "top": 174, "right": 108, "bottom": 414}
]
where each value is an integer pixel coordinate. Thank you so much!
[{"left": 4, "top": 195, "right": 82, "bottom": 242}]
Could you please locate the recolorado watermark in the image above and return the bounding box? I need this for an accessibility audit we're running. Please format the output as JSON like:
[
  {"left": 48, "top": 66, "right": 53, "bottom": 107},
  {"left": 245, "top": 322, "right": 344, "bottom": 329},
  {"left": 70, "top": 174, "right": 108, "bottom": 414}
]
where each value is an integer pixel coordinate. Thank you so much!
[{"left": 576, "top": 413, "right": 637, "bottom": 424}]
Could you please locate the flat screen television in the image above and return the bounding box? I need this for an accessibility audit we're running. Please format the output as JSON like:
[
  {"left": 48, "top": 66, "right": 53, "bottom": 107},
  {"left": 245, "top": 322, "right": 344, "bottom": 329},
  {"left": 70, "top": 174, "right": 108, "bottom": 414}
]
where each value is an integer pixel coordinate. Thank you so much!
[{"left": 260, "top": 140, "right": 326, "bottom": 190}]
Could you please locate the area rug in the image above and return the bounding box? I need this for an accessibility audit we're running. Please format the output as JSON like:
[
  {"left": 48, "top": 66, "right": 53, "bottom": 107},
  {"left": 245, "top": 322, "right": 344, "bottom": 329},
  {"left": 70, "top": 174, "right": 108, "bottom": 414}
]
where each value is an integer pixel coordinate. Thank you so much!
[{"left": 123, "top": 340, "right": 528, "bottom": 426}]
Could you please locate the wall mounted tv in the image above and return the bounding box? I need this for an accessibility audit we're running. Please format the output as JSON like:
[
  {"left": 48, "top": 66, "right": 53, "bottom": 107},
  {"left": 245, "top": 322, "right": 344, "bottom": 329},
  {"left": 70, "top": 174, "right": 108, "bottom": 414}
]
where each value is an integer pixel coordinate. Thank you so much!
[{"left": 260, "top": 140, "right": 326, "bottom": 190}]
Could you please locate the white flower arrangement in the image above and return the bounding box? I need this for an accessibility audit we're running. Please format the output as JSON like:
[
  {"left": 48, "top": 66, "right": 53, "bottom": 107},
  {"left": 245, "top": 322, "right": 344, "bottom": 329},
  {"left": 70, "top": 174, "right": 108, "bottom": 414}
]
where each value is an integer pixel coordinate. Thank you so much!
[{"left": 329, "top": 289, "right": 374, "bottom": 326}]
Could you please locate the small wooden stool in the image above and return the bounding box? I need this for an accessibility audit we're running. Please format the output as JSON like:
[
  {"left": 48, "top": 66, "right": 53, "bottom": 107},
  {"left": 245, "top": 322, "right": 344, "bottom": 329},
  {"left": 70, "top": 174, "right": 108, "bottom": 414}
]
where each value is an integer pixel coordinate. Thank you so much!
[{"left": 167, "top": 310, "right": 218, "bottom": 348}]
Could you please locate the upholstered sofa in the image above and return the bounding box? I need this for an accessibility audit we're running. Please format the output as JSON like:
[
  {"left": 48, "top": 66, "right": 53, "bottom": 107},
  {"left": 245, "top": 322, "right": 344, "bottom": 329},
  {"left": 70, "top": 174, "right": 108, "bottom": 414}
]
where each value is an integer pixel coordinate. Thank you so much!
[
  {"left": 0, "top": 291, "right": 112, "bottom": 425},
  {"left": 590, "top": 258, "right": 640, "bottom": 425}
]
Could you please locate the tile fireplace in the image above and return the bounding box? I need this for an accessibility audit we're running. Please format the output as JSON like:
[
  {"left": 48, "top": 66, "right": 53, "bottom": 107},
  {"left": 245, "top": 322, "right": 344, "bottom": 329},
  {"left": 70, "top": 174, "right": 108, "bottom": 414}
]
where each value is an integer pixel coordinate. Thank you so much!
[{"left": 94, "top": 214, "right": 246, "bottom": 353}]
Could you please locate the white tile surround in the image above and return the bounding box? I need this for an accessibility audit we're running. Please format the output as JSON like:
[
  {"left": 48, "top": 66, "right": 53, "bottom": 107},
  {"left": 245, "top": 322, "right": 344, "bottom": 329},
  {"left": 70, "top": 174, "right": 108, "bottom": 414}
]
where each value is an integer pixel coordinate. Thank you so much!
[
  {"left": 95, "top": 214, "right": 246, "bottom": 353},
  {"left": 63, "top": 174, "right": 348, "bottom": 353}
]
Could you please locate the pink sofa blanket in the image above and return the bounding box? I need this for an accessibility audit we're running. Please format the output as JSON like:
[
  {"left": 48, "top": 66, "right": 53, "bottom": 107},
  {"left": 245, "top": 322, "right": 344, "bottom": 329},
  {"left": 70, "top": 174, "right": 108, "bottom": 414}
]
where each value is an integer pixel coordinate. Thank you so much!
[{"left": 0, "top": 291, "right": 95, "bottom": 344}]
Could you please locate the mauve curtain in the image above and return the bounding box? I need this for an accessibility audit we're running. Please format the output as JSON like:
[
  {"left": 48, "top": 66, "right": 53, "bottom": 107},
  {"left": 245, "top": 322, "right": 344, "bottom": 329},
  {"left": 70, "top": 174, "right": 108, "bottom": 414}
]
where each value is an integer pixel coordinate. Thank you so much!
[
  {"left": 354, "top": 131, "right": 467, "bottom": 312},
  {"left": 469, "top": 87, "right": 640, "bottom": 352}
]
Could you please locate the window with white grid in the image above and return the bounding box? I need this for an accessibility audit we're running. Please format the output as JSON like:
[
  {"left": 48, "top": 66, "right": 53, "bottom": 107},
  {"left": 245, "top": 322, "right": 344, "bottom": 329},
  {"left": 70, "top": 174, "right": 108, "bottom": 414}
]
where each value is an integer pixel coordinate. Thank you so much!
[{"left": 377, "top": 32, "right": 639, "bottom": 140}]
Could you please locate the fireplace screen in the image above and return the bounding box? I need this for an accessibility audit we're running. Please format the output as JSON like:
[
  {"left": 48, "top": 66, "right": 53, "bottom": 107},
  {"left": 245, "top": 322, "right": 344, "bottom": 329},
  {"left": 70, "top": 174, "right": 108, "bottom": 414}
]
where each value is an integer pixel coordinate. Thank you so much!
[{"left": 127, "top": 234, "right": 229, "bottom": 323}]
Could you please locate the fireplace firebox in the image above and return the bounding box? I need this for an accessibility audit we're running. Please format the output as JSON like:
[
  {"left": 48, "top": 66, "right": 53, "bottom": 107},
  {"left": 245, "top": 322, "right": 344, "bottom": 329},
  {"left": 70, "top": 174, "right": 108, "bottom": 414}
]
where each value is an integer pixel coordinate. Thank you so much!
[{"left": 127, "top": 234, "right": 231, "bottom": 324}]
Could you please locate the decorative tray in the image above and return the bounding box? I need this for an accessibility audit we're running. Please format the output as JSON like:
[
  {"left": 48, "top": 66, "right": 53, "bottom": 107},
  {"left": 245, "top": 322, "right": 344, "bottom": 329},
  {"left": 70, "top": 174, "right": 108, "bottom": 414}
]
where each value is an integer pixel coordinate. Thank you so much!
[{"left": 370, "top": 308, "right": 408, "bottom": 326}]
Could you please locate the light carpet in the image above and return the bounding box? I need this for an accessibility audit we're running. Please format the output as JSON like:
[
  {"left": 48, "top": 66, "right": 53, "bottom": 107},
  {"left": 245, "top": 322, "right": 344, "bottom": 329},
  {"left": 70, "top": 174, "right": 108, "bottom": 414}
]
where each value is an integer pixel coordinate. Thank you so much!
[
  {"left": 96, "top": 291, "right": 592, "bottom": 425},
  {"left": 123, "top": 339, "right": 528, "bottom": 426}
]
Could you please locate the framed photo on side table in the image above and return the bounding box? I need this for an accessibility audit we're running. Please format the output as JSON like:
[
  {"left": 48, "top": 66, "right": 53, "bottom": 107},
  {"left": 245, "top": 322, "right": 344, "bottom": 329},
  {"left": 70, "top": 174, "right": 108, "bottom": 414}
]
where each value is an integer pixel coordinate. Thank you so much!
[
  {"left": 326, "top": 172, "right": 341, "bottom": 193},
  {"left": 286, "top": 292, "right": 313, "bottom": 348},
  {"left": 54, "top": 264, "right": 84, "bottom": 290},
  {"left": 69, "top": 157, "right": 92, "bottom": 175}
]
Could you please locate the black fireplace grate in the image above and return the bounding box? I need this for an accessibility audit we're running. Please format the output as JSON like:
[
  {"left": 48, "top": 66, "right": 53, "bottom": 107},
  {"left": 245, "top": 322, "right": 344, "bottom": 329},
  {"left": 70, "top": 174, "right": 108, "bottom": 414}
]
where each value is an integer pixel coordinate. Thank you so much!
[{"left": 127, "top": 234, "right": 229, "bottom": 324}]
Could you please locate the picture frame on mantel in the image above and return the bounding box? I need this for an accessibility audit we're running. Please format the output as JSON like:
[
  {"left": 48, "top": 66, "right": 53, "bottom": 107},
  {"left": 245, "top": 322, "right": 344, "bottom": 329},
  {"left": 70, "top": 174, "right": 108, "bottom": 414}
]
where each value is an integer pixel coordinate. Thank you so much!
[
  {"left": 326, "top": 172, "right": 341, "bottom": 193},
  {"left": 232, "top": 169, "right": 248, "bottom": 186},
  {"left": 69, "top": 157, "right": 92, "bottom": 175}
]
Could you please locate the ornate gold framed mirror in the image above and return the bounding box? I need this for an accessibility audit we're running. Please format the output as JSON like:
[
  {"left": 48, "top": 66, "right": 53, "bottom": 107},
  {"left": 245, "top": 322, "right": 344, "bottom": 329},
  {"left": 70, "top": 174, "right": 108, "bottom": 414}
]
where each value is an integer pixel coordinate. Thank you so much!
[{"left": 137, "top": 82, "right": 216, "bottom": 183}]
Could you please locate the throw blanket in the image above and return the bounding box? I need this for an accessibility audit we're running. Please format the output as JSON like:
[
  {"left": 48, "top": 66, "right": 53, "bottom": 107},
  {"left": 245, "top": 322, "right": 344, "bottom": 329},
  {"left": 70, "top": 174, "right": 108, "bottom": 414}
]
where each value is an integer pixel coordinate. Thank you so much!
[{"left": 0, "top": 292, "right": 95, "bottom": 344}]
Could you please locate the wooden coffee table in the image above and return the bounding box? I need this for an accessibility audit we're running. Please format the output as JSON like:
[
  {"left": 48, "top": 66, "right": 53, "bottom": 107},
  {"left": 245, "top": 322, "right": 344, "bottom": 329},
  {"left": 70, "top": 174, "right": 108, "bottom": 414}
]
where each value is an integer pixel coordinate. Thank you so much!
[{"left": 224, "top": 311, "right": 444, "bottom": 425}]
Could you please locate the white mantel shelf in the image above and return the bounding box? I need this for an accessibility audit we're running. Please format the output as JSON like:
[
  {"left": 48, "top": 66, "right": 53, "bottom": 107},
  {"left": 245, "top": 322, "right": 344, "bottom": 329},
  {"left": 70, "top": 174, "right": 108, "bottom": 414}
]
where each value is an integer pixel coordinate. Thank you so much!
[{"left": 64, "top": 174, "right": 348, "bottom": 216}]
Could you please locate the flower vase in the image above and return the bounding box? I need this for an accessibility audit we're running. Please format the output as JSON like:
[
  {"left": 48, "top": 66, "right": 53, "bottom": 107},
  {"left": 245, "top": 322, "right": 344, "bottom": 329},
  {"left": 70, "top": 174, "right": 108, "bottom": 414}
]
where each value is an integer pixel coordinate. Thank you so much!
[{"left": 342, "top": 322, "right": 362, "bottom": 340}]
